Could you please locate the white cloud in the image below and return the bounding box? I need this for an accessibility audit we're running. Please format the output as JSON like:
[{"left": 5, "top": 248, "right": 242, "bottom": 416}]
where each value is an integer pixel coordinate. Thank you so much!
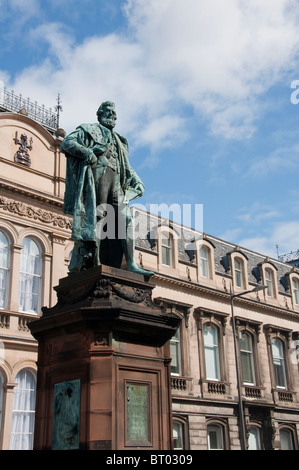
[
  {"left": 0, "top": 0, "right": 40, "bottom": 25},
  {"left": 2, "top": 0, "right": 299, "bottom": 151},
  {"left": 236, "top": 203, "right": 281, "bottom": 225},
  {"left": 237, "top": 221, "right": 299, "bottom": 258},
  {"left": 219, "top": 200, "right": 299, "bottom": 257},
  {"left": 246, "top": 144, "right": 299, "bottom": 177},
  {"left": 124, "top": 0, "right": 299, "bottom": 138},
  {"left": 237, "top": 236, "right": 277, "bottom": 258}
]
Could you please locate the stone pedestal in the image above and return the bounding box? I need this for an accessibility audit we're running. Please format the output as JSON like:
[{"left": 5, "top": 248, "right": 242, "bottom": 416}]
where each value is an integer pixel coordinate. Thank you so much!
[{"left": 29, "top": 266, "right": 179, "bottom": 451}]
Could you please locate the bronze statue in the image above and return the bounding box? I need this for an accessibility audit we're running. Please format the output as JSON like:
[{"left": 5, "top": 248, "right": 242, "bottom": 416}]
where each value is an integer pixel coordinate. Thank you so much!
[{"left": 61, "top": 101, "right": 153, "bottom": 276}]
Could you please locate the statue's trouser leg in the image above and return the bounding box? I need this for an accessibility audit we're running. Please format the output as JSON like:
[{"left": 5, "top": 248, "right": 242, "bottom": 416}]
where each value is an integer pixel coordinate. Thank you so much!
[
  {"left": 117, "top": 198, "right": 155, "bottom": 276},
  {"left": 95, "top": 167, "right": 116, "bottom": 265}
]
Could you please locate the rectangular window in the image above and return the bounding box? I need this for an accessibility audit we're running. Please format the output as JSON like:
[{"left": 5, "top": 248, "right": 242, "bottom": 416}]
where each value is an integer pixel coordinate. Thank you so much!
[
  {"left": 272, "top": 338, "right": 287, "bottom": 389},
  {"left": 173, "top": 422, "right": 184, "bottom": 450},
  {"left": 204, "top": 324, "right": 220, "bottom": 381},
  {"left": 280, "top": 429, "right": 294, "bottom": 450},
  {"left": 161, "top": 234, "right": 172, "bottom": 267},
  {"left": 200, "top": 246, "right": 209, "bottom": 278},
  {"left": 248, "top": 427, "right": 261, "bottom": 450},
  {"left": 0, "top": 231, "right": 10, "bottom": 310},
  {"left": 234, "top": 259, "right": 243, "bottom": 288},
  {"left": 207, "top": 424, "right": 224, "bottom": 450},
  {"left": 170, "top": 328, "right": 182, "bottom": 375},
  {"left": 292, "top": 279, "right": 299, "bottom": 305},
  {"left": 239, "top": 332, "right": 255, "bottom": 385},
  {"left": 265, "top": 269, "right": 274, "bottom": 297}
]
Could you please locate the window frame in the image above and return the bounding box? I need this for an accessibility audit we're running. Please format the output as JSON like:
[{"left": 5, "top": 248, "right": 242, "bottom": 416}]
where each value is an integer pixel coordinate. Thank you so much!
[
  {"left": 265, "top": 326, "right": 294, "bottom": 402},
  {"left": 161, "top": 232, "right": 173, "bottom": 267},
  {"left": 170, "top": 326, "right": 182, "bottom": 376},
  {"left": 10, "top": 368, "right": 36, "bottom": 450},
  {"left": 265, "top": 268, "right": 274, "bottom": 297},
  {"left": 18, "top": 236, "right": 43, "bottom": 314},
  {"left": 229, "top": 249, "right": 249, "bottom": 291},
  {"left": 239, "top": 330, "right": 256, "bottom": 386},
  {"left": 196, "top": 308, "right": 229, "bottom": 395},
  {"left": 172, "top": 416, "right": 189, "bottom": 450},
  {"left": 196, "top": 239, "right": 215, "bottom": 281},
  {"left": 199, "top": 245, "right": 210, "bottom": 278},
  {"left": 203, "top": 322, "right": 221, "bottom": 381},
  {"left": 0, "top": 370, "right": 4, "bottom": 435},
  {"left": 289, "top": 274, "right": 299, "bottom": 307},
  {"left": 234, "top": 257, "right": 244, "bottom": 289},
  {"left": 157, "top": 226, "right": 178, "bottom": 271},
  {"left": 271, "top": 337, "right": 287, "bottom": 390},
  {"left": 0, "top": 230, "right": 11, "bottom": 310},
  {"left": 279, "top": 426, "right": 297, "bottom": 450},
  {"left": 206, "top": 419, "right": 229, "bottom": 450},
  {"left": 259, "top": 261, "right": 278, "bottom": 299},
  {"left": 248, "top": 425, "right": 262, "bottom": 450}
]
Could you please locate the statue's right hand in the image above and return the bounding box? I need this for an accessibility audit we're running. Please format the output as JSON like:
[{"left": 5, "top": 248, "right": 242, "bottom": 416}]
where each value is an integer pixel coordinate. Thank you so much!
[{"left": 86, "top": 152, "right": 97, "bottom": 165}]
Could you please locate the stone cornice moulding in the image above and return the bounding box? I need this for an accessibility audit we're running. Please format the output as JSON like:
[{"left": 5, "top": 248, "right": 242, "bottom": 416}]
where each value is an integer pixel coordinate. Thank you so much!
[
  {"left": 153, "top": 273, "right": 299, "bottom": 320},
  {"left": 0, "top": 195, "right": 72, "bottom": 231},
  {"left": 0, "top": 157, "right": 66, "bottom": 184},
  {"left": 0, "top": 178, "right": 64, "bottom": 208}
]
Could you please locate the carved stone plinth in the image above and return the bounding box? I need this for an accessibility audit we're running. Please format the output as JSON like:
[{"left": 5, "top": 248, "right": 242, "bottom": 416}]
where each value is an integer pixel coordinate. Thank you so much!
[{"left": 29, "top": 266, "right": 179, "bottom": 451}]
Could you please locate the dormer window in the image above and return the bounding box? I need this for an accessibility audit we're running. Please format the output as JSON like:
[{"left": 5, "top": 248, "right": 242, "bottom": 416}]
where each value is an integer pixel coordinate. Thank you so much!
[
  {"left": 229, "top": 248, "right": 248, "bottom": 290},
  {"left": 200, "top": 246, "right": 210, "bottom": 278},
  {"left": 197, "top": 239, "right": 215, "bottom": 281},
  {"left": 292, "top": 278, "right": 299, "bottom": 306},
  {"left": 234, "top": 258, "right": 244, "bottom": 288},
  {"left": 161, "top": 232, "right": 173, "bottom": 267},
  {"left": 259, "top": 259, "right": 278, "bottom": 299},
  {"left": 265, "top": 268, "right": 274, "bottom": 297}
]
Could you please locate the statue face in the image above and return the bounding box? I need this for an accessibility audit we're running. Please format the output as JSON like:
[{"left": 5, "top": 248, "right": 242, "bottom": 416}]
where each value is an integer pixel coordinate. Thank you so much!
[{"left": 99, "top": 104, "right": 117, "bottom": 130}]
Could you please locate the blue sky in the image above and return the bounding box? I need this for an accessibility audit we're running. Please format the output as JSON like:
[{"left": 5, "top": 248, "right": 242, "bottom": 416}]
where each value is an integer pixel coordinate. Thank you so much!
[{"left": 1, "top": 0, "right": 299, "bottom": 259}]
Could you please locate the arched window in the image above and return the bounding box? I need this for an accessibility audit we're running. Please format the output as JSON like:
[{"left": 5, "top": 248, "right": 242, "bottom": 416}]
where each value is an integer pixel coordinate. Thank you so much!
[
  {"left": 19, "top": 237, "right": 42, "bottom": 314},
  {"left": 292, "top": 278, "right": 299, "bottom": 306},
  {"left": 0, "top": 371, "right": 4, "bottom": 434},
  {"left": 265, "top": 268, "right": 274, "bottom": 297},
  {"left": 248, "top": 426, "right": 261, "bottom": 450},
  {"left": 280, "top": 428, "right": 295, "bottom": 450},
  {"left": 0, "top": 230, "right": 10, "bottom": 309},
  {"left": 173, "top": 421, "right": 184, "bottom": 450},
  {"left": 234, "top": 258, "right": 244, "bottom": 288},
  {"left": 271, "top": 338, "right": 287, "bottom": 389},
  {"left": 239, "top": 331, "right": 255, "bottom": 385},
  {"left": 203, "top": 323, "right": 220, "bottom": 381},
  {"left": 199, "top": 246, "right": 210, "bottom": 278},
  {"left": 10, "top": 369, "right": 36, "bottom": 450},
  {"left": 207, "top": 423, "right": 224, "bottom": 450},
  {"left": 161, "top": 232, "right": 173, "bottom": 267}
]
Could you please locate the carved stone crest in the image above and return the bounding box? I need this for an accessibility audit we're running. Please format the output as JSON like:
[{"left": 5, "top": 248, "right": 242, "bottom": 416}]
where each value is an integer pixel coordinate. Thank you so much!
[{"left": 13, "top": 131, "right": 33, "bottom": 166}]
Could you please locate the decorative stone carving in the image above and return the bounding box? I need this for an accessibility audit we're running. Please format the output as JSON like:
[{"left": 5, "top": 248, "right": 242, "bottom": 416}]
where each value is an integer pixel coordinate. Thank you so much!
[
  {"left": 94, "top": 333, "right": 109, "bottom": 347},
  {"left": 13, "top": 131, "right": 33, "bottom": 166},
  {"left": 41, "top": 266, "right": 159, "bottom": 317},
  {"left": 92, "top": 278, "right": 155, "bottom": 306},
  {"left": 0, "top": 196, "right": 72, "bottom": 230}
]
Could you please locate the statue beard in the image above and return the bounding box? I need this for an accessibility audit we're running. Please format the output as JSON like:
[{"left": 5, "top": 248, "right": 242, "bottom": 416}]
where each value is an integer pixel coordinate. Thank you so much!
[{"left": 99, "top": 117, "right": 116, "bottom": 130}]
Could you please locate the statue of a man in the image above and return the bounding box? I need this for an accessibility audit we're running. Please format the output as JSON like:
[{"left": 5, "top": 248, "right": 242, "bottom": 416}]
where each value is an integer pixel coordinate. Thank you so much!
[{"left": 60, "top": 101, "right": 153, "bottom": 276}]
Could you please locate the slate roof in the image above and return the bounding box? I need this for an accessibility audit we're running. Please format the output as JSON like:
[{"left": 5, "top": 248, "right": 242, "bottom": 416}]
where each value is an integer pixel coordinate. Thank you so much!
[{"left": 133, "top": 208, "right": 297, "bottom": 296}]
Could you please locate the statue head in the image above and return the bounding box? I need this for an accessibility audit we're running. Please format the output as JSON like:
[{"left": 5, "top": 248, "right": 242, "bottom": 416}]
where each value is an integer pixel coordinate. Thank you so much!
[{"left": 97, "top": 101, "right": 117, "bottom": 130}]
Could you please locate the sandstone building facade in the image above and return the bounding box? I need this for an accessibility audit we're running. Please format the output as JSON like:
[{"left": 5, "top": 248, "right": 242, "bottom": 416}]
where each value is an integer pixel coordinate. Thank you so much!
[{"left": 0, "top": 91, "right": 298, "bottom": 450}]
